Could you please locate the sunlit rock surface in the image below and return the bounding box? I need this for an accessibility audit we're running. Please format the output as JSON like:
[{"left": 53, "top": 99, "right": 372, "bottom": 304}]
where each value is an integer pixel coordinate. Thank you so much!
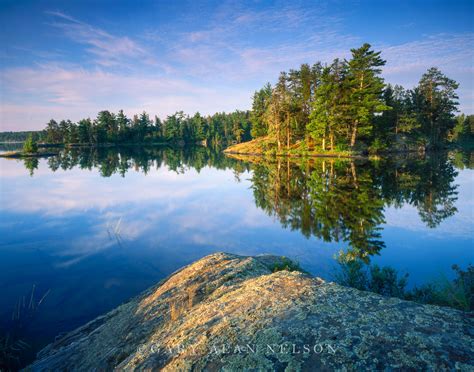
[{"left": 26, "top": 253, "right": 473, "bottom": 371}]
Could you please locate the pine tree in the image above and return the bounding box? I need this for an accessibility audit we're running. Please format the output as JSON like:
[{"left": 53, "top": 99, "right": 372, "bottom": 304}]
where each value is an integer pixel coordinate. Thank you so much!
[
  {"left": 138, "top": 111, "right": 152, "bottom": 141},
  {"left": 77, "top": 118, "right": 92, "bottom": 143},
  {"left": 346, "top": 43, "right": 388, "bottom": 147},
  {"left": 250, "top": 83, "right": 272, "bottom": 138},
  {"left": 376, "top": 85, "right": 420, "bottom": 144},
  {"left": 308, "top": 59, "right": 349, "bottom": 150},
  {"left": 45, "top": 119, "right": 62, "bottom": 143},
  {"left": 116, "top": 110, "right": 130, "bottom": 142},
  {"left": 266, "top": 73, "right": 292, "bottom": 151},
  {"left": 415, "top": 67, "right": 459, "bottom": 147}
]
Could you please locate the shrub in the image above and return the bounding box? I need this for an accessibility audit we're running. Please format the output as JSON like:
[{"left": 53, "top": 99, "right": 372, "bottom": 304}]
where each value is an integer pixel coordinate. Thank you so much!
[
  {"left": 334, "top": 257, "right": 368, "bottom": 290},
  {"left": 23, "top": 134, "right": 38, "bottom": 153},
  {"left": 270, "top": 257, "right": 304, "bottom": 273},
  {"left": 430, "top": 264, "right": 473, "bottom": 311},
  {"left": 368, "top": 265, "right": 408, "bottom": 298},
  {"left": 335, "top": 256, "right": 473, "bottom": 311}
]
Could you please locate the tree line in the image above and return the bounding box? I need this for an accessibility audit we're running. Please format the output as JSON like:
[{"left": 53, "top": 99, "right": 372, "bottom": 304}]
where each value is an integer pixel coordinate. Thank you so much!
[
  {"left": 249, "top": 43, "right": 471, "bottom": 153},
  {"left": 0, "top": 131, "right": 47, "bottom": 143},
  {"left": 41, "top": 110, "right": 251, "bottom": 146}
]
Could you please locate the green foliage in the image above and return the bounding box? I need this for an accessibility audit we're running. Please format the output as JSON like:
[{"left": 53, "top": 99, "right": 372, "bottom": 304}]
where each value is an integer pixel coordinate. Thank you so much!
[
  {"left": 43, "top": 146, "right": 250, "bottom": 178},
  {"left": 250, "top": 83, "right": 272, "bottom": 138},
  {"left": 450, "top": 114, "right": 474, "bottom": 144},
  {"left": 368, "top": 265, "right": 408, "bottom": 298},
  {"left": 23, "top": 158, "right": 39, "bottom": 176},
  {"left": 334, "top": 255, "right": 368, "bottom": 290},
  {"left": 11, "top": 45, "right": 465, "bottom": 156},
  {"left": 270, "top": 257, "right": 304, "bottom": 273},
  {"left": 40, "top": 109, "right": 252, "bottom": 146},
  {"left": 335, "top": 256, "right": 408, "bottom": 298},
  {"left": 368, "top": 138, "right": 388, "bottom": 154},
  {"left": 249, "top": 44, "right": 460, "bottom": 155},
  {"left": 308, "top": 59, "right": 349, "bottom": 151},
  {"left": 336, "top": 257, "right": 473, "bottom": 311},
  {"left": 449, "top": 149, "right": 474, "bottom": 170},
  {"left": 427, "top": 264, "right": 474, "bottom": 311},
  {"left": 346, "top": 43, "right": 389, "bottom": 147},
  {"left": 2, "top": 45, "right": 466, "bottom": 156},
  {"left": 0, "top": 131, "right": 46, "bottom": 143},
  {"left": 415, "top": 68, "right": 459, "bottom": 148},
  {"left": 374, "top": 84, "right": 422, "bottom": 148},
  {"left": 249, "top": 154, "right": 458, "bottom": 261},
  {"left": 22, "top": 134, "right": 38, "bottom": 153}
]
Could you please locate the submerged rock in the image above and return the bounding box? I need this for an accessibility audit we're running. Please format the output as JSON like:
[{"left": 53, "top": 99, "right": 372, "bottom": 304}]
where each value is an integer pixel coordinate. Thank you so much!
[{"left": 26, "top": 253, "right": 473, "bottom": 371}]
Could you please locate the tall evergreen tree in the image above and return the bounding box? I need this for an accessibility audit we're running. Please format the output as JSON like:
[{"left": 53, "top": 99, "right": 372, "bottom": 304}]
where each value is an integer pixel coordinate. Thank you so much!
[
  {"left": 116, "top": 110, "right": 130, "bottom": 142},
  {"left": 250, "top": 83, "right": 272, "bottom": 138},
  {"left": 346, "top": 43, "right": 388, "bottom": 147},
  {"left": 415, "top": 67, "right": 459, "bottom": 148},
  {"left": 308, "top": 59, "right": 349, "bottom": 150},
  {"left": 376, "top": 85, "right": 420, "bottom": 144},
  {"left": 45, "top": 119, "right": 62, "bottom": 143},
  {"left": 77, "top": 118, "right": 92, "bottom": 143}
]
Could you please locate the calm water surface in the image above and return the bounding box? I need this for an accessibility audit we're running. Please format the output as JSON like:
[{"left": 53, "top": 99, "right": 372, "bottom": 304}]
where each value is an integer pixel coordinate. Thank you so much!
[{"left": 0, "top": 146, "right": 473, "bottom": 365}]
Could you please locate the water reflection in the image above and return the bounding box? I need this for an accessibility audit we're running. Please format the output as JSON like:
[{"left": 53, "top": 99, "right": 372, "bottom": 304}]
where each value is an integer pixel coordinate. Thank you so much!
[
  {"left": 250, "top": 158, "right": 386, "bottom": 262},
  {"left": 44, "top": 146, "right": 249, "bottom": 177},
  {"left": 12, "top": 147, "right": 470, "bottom": 263},
  {"left": 248, "top": 153, "right": 461, "bottom": 261}
]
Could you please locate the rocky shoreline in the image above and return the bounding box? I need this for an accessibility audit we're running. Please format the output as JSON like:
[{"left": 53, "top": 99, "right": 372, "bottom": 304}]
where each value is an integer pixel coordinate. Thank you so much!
[{"left": 26, "top": 253, "right": 473, "bottom": 371}]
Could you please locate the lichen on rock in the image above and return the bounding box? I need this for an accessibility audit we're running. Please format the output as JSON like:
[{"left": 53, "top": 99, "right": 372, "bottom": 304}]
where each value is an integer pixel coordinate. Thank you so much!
[{"left": 26, "top": 253, "right": 474, "bottom": 371}]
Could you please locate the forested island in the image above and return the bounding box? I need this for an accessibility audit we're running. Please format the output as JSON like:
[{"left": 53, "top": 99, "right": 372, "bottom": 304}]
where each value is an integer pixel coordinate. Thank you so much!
[
  {"left": 227, "top": 43, "right": 472, "bottom": 156},
  {"left": 0, "top": 44, "right": 472, "bottom": 157}
]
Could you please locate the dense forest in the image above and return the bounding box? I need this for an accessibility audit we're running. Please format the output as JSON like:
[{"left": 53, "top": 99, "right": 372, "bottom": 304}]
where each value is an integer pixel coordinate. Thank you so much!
[
  {"left": 0, "top": 111, "right": 251, "bottom": 146},
  {"left": 29, "top": 111, "right": 251, "bottom": 146},
  {"left": 243, "top": 43, "right": 473, "bottom": 154},
  {"left": 0, "top": 131, "right": 47, "bottom": 143}
]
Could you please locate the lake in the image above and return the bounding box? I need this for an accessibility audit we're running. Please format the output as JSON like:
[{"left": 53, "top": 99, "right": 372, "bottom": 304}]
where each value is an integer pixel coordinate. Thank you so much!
[{"left": 0, "top": 145, "right": 473, "bottom": 366}]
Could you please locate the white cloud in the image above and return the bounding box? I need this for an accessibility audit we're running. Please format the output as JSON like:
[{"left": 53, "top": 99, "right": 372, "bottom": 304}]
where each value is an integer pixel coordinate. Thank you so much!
[
  {"left": 1, "top": 8, "right": 473, "bottom": 131},
  {"left": 45, "top": 11, "right": 154, "bottom": 68},
  {"left": 382, "top": 34, "right": 474, "bottom": 75},
  {"left": 0, "top": 64, "right": 250, "bottom": 130},
  {"left": 379, "top": 34, "right": 474, "bottom": 113}
]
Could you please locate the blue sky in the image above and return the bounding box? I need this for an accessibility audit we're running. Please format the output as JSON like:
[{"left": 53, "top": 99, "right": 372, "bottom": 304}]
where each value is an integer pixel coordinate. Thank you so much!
[{"left": 0, "top": 0, "right": 473, "bottom": 131}]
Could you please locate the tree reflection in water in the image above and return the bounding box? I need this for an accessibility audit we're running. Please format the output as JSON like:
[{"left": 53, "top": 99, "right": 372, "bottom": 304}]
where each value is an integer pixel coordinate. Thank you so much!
[
  {"left": 248, "top": 153, "right": 460, "bottom": 262},
  {"left": 23, "top": 146, "right": 469, "bottom": 261}
]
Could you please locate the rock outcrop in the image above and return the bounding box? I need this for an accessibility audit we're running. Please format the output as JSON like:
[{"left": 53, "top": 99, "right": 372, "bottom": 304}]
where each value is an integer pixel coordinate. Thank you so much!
[{"left": 26, "top": 253, "right": 473, "bottom": 371}]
